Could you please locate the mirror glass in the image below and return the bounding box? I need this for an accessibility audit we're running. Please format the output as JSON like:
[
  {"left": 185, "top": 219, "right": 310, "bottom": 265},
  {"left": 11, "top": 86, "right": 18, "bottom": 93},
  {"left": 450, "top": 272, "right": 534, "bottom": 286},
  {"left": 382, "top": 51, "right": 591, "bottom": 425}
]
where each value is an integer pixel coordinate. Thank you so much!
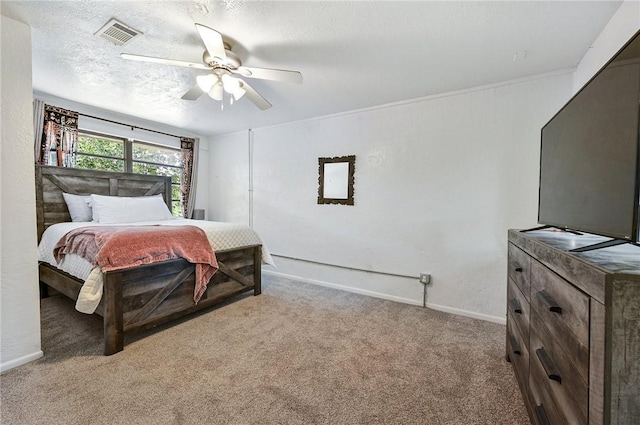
[
  {"left": 323, "top": 162, "right": 349, "bottom": 199},
  {"left": 317, "top": 155, "right": 355, "bottom": 205}
]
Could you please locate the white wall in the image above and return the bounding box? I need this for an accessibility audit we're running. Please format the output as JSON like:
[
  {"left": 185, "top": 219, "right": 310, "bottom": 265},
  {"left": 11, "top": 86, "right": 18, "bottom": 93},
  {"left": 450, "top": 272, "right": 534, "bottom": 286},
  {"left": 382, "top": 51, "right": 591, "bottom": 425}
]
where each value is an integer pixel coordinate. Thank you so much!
[
  {"left": 205, "top": 0, "right": 640, "bottom": 324},
  {"left": 573, "top": 0, "right": 640, "bottom": 92},
  {"left": 0, "top": 15, "right": 43, "bottom": 372},
  {"left": 195, "top": 144, "right": 209, "bottom": 218},
  {"left": 207, "top": 131, "right": 251, "bottom": 224},
  {"left": 210, "top": 71, "right": 573, "bottom": 321}
]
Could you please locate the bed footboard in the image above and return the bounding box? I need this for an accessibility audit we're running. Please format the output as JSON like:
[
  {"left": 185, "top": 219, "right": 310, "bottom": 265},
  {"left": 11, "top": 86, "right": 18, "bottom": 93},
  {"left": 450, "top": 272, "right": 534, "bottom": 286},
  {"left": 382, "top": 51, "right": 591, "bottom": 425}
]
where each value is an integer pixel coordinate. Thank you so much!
[{"left": 40, "top": 245, "right": 262, "bottom": 355}]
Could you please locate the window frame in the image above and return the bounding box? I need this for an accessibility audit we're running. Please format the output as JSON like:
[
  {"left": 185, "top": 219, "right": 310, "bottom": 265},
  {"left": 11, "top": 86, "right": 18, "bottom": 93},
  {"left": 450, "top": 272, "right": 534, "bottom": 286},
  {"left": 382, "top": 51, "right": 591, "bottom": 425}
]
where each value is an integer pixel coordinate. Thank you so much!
[
  {"left": 76, "top": 130, "right": 183, "bottom": 215},
  {"left": 76, "top": 130, "right": 127, "bottom": 172}
]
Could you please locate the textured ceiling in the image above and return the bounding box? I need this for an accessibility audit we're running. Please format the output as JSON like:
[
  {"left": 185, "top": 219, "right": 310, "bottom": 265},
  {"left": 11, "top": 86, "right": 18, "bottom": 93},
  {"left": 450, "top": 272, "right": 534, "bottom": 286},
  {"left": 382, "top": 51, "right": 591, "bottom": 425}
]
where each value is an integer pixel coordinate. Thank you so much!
[{"left": 1, "top": 1, "right": 622, "bottom": 137}]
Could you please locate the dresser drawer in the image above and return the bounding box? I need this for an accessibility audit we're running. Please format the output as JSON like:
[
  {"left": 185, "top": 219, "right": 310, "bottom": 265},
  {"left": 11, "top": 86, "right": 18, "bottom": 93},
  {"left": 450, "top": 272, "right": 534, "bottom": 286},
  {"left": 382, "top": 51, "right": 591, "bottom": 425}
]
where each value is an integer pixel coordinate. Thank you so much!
[
  {"left": 530, "top": 311, "right": 588, "bottom": 425},
  {"left": 529, "top": 364, "right": 566, "bottom": 425},
  {"left": 530, "top": 260, "right": 589, "bottom": 381},
  {"left": 507, "top": 311, "right": 529, "bottom": 392},
  {"left": 507, "top": 277, "right": 530, "bottom": 345},
  {"left": 508, "top": 243, "right": 531, "bottom": 301}
]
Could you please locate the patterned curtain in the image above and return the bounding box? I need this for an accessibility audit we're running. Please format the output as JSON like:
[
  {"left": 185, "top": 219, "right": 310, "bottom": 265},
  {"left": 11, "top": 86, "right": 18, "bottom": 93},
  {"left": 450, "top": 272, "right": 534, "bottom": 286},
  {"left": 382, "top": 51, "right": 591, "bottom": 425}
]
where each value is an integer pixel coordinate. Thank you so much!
[
  {"left": 36, "top": 104, "right": 79, "bottom": 167},
  {"left": 180, "top": 137, "right": 200, "bottom": 218}
]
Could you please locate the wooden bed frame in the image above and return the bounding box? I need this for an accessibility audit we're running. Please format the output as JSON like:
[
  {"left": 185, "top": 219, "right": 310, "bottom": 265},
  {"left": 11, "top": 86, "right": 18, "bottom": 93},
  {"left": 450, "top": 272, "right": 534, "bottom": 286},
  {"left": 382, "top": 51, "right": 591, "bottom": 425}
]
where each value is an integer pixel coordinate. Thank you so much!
[{"left": 36, "top": 165, "right": 261, "bottom": 355}]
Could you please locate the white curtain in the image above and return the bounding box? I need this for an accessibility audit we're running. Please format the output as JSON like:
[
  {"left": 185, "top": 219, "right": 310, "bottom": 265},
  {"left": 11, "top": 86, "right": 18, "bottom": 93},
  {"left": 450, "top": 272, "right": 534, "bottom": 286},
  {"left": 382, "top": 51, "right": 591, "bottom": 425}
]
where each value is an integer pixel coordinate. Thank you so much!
[{"left": 33, "top": 99, "right": 45, "bottom": 163}]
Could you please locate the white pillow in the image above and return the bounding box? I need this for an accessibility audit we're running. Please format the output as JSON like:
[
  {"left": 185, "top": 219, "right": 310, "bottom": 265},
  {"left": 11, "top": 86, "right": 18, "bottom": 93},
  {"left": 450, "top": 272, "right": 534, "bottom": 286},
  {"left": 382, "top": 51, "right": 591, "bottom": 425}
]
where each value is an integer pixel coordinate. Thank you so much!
[
  {"left": 62, "top": 193, "right": 93, "bottom": 222},
  {"left": 89, "top": 194, "right": 173, "bottom": 223}
]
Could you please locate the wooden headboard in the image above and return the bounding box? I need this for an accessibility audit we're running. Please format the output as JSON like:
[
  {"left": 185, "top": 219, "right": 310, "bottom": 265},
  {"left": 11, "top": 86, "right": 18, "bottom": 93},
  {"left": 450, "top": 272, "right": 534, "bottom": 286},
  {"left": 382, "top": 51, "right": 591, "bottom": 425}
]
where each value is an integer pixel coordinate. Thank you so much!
[{"left": 35, "top": 165, "right": 172, "bottom": 240}]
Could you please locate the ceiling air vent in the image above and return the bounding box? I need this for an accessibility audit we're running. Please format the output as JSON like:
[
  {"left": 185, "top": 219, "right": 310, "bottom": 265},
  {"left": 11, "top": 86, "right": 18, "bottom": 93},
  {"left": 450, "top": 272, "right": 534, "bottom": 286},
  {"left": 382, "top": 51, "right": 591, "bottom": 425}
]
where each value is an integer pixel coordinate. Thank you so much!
[{"left": 95, "top": 18, "right": 141, "bottom": 46}]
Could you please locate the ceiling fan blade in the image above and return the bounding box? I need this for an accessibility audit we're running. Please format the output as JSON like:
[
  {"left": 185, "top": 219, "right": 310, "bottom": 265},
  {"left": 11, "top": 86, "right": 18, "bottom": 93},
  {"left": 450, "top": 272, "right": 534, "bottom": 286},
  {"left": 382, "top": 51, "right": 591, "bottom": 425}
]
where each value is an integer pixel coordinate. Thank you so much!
[
  {"left": 195, "top": 24, "right": 227, "bottom": 62},
  {"left": 181, "top": 84, "right": 204, "bottom": 101},
  {"left": 239, "top": 80, "right": 272, "bottom": 110},
  {"left": 121, "top": 53, "right": 210, "bottom": 70},
  {"left": 235, "top": 66, "right": 303, "bottom": 84}
]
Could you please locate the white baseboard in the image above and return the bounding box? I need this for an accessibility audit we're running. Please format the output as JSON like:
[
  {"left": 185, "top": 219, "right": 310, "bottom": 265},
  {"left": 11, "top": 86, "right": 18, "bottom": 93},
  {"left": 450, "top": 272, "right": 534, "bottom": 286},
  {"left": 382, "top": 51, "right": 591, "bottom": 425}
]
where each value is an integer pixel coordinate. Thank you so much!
[
  {"left": 263, "top": 270, "right": 506, "bottom": 325},
  {"left": 0, "top": 350, "right": 43, "bottom": 373},
  {"left": 424, "top": 302, "right": 506, "bottom": 325},
  {"left": 264, "top": 270, "right": 422, "bottom": 306}
]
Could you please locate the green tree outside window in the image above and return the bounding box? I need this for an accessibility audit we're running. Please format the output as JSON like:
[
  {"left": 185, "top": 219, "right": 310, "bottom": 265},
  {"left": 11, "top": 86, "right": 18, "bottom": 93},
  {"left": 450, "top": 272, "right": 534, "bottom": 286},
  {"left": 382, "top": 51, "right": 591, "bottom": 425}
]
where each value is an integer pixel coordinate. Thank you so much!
[{"left": 76, "top": 132, "right": 183, "bottom": 216}]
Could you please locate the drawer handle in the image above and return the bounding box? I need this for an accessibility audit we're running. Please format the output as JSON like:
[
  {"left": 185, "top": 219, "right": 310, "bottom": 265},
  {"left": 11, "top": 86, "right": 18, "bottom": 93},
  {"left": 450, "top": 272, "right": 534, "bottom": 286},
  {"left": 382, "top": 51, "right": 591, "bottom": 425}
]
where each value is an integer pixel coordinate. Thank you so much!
[
  {"left": 514, "top": 265, "right": 523, "bottom": 273},
  {"left": 536, "top": 290, "right": 562, "bottom": 314},
  {"left": 535, "top": 405, "right": 550, "bottom": 425},
  {"left": 509, "top": 298, "right": 522, "bottom": 314},
  {"left": 509, "top": 335, "right": 521, "bottom": 356},
  {"left": 536, "top": 347, "right": 562, "bottom": 383}
]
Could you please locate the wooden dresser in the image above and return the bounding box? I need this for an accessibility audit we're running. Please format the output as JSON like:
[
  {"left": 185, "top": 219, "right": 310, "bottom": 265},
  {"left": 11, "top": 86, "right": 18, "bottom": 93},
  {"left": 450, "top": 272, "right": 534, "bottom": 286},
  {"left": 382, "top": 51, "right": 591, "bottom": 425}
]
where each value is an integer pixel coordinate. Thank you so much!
[{"left": 506, "top": 229, "right": 640, "bottom": 425}]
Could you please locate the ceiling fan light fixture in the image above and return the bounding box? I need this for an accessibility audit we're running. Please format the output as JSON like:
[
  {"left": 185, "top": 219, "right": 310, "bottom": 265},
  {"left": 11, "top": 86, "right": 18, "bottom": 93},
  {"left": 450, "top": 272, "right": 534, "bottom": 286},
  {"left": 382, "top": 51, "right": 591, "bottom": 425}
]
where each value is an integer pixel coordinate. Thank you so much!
[
  {"left": 232, "top": 85, "right": 246, "bottom": 101},
  {"left": 209, "top": 81, "right": 224, "bottom": 101},
  {"left": 221, "top": 74, "right": 238, "bottom": 93},
  {"left": 196, "top": 74, "right": 216, "bottom": 92},
  {"left": 220, "top": 74, "right": 246, "bottom": 101}
]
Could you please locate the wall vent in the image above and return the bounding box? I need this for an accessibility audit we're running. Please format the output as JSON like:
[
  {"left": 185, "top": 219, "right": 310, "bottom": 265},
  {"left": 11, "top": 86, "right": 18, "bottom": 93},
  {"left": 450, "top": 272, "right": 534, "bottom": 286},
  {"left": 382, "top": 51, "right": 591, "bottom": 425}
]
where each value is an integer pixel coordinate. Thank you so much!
[{"left": 95, "top": 18, "right": 141, "bottom": 46}]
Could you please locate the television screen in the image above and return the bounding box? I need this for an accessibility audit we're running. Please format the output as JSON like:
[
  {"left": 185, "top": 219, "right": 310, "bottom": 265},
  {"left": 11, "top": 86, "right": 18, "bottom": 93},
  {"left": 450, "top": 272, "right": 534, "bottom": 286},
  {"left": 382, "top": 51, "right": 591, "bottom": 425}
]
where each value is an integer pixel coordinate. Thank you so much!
[{"left": 538, "top": 30, "right": 640, "bottom": 243}]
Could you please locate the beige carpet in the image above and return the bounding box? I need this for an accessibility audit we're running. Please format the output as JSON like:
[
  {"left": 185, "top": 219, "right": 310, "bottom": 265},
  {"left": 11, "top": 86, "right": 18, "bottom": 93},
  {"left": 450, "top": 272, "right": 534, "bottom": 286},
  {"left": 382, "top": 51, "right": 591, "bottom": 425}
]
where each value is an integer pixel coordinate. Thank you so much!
[{"left": 1, "top": 276, "right": 529, "bottom": 425}]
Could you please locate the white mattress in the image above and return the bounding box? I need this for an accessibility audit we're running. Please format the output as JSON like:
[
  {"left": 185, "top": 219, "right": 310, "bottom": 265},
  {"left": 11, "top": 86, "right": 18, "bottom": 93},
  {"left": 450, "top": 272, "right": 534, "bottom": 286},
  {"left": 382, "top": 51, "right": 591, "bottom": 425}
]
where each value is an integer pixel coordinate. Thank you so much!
[{"left": 38, "top": 218, "right": 274, "bottom": 314}]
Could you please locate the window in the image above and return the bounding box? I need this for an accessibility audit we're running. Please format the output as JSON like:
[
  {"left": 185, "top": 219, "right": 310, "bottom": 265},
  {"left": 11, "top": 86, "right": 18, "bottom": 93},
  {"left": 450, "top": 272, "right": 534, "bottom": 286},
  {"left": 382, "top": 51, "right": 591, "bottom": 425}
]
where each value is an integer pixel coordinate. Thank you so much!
[
  {"left": 76, "top": 133, "right": 125, "bottom": 172},
  {"left": 131, "top": 141, "right": 183, "bottom": 215},
  {"left": 76, "top": 131, "right": 183, "bottom": 215}
]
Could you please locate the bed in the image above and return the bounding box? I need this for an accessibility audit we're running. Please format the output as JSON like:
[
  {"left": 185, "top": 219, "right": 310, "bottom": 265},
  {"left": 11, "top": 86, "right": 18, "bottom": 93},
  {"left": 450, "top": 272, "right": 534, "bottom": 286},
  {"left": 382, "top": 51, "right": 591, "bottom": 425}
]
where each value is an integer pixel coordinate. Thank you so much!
[{"left": 36, "top": 165, "right": 271, "bottom": 355}]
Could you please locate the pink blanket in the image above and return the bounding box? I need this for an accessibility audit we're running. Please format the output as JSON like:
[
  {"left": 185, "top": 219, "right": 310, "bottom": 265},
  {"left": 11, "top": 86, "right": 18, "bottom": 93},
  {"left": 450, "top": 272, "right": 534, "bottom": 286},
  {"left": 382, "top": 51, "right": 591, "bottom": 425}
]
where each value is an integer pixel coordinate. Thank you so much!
[{"left": 53, "top": 225, "right": 218, "bottom": 304}]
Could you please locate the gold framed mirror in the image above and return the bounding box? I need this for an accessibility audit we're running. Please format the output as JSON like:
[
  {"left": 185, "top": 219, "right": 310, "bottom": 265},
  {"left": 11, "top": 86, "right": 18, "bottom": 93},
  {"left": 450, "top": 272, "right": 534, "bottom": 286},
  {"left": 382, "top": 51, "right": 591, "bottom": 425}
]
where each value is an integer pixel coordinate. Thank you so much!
[{"left": 317, "top": 155, "right": 355, "bottom": 205}]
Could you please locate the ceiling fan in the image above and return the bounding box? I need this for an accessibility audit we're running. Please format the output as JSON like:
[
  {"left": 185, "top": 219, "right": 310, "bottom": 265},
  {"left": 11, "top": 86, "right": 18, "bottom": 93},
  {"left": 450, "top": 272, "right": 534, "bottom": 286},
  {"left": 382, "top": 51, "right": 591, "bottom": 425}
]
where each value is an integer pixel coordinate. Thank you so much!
[{"left": 121, "top": 24, "right": 302, "bottom": 110}]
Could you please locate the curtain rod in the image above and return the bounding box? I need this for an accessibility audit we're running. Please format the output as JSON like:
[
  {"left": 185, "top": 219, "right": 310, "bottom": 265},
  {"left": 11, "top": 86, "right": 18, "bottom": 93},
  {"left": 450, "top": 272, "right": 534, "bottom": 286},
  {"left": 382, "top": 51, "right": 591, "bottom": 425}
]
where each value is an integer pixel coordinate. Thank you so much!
[{"left": 78, "top": 112, "right": 182, "bottom": 139}]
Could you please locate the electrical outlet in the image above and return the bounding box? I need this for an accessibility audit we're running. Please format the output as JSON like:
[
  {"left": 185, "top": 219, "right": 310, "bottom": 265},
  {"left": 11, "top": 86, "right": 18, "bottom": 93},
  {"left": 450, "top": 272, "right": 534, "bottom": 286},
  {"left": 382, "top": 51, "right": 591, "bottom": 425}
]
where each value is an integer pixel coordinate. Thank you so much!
[{"left": 419, "top": 273, "right": 431, "bottom": 284}]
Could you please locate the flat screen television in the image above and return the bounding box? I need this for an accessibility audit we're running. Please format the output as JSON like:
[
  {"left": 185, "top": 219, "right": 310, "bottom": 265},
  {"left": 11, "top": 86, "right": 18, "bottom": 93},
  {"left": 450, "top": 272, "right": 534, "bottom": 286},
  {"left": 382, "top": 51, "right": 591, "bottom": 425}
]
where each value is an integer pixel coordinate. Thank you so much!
[{"left": 537, "top": 29, "right": 640, "bottom": 251}]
